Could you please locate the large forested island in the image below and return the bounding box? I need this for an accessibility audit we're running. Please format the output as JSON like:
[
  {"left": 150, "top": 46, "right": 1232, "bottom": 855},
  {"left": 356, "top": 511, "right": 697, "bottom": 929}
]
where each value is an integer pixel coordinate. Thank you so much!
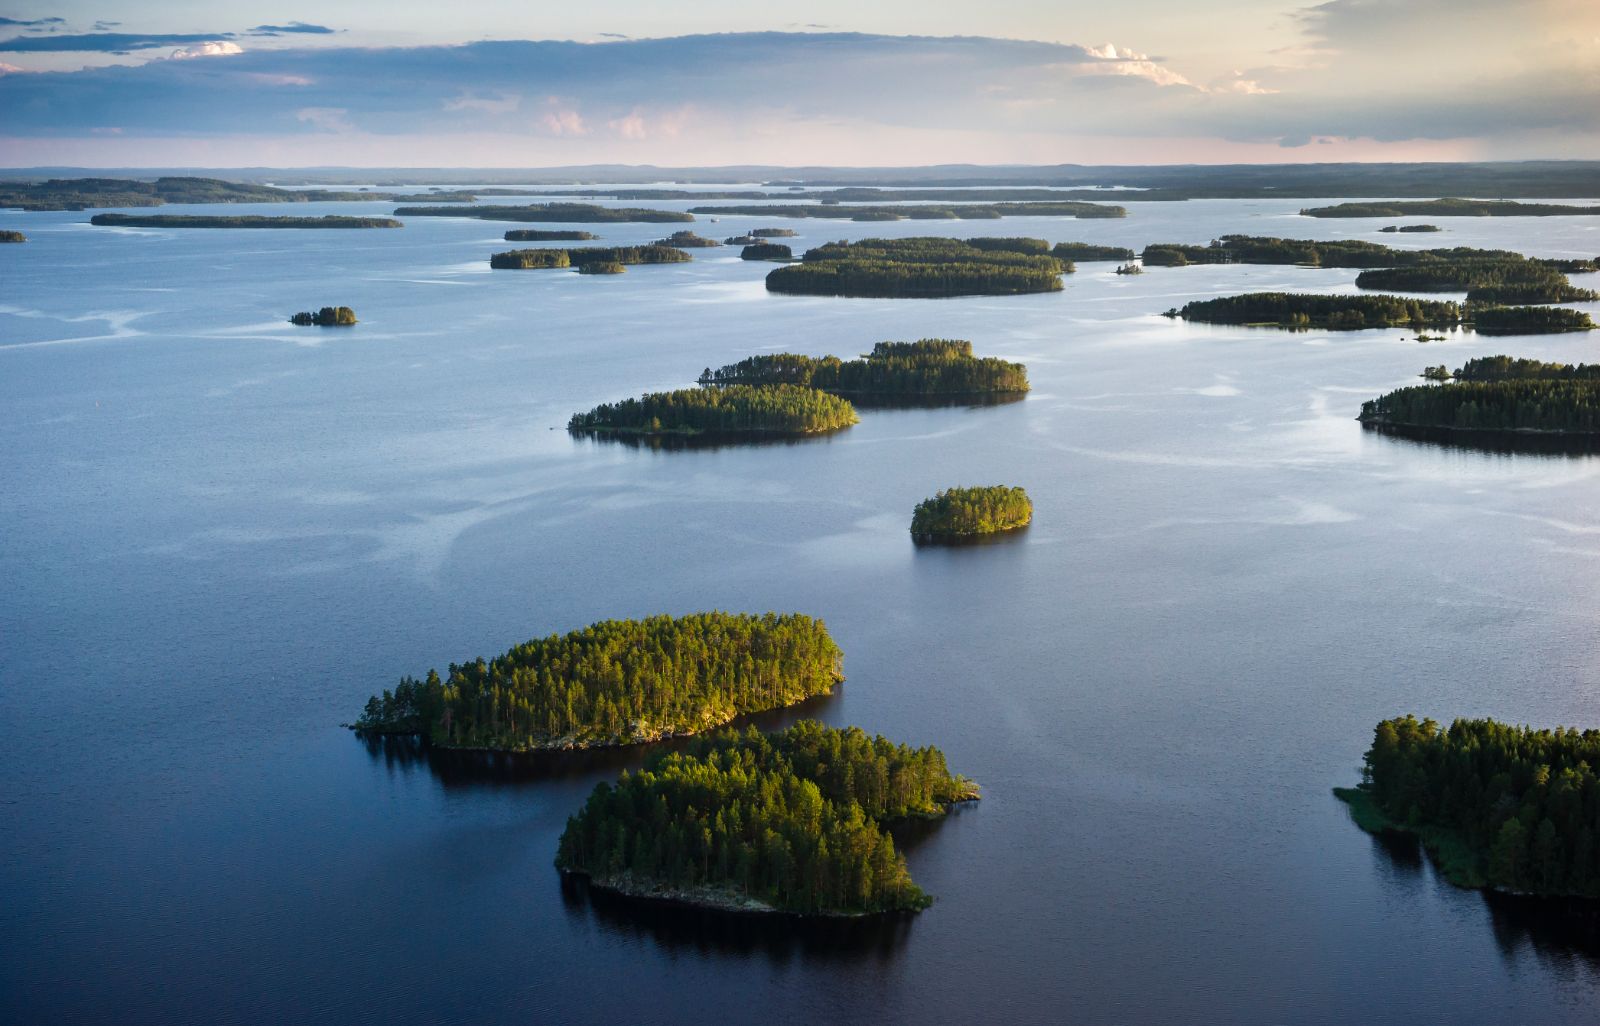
[
  {"left": 89, "top": 213, "right": 402, "bottom": 229},
  {"left": 700, "top": 339, "right": 1028, "bottom": 401},
  {"left": 393, "top": 203, "right": 692, "bottom": 223},
  {"left": 1450, "top": 356, "right": 1600, "bottom": 382},
  {"left": 688, "top": 201, "right": 1126, "bottom": 220},
  {"left": 556, "top": 721, "right": 979, "bottom": 915},
  {"left": 353, "top": 612, "right": 844, "bottom": 750},
  {"left": 1354, "top": 261, "right": 1598, "bottom": 304},
  {"left": 1140, "top": 234, "right": 1527, "bottom": 269},
  {"left": 1304, "top": 199, "right": 1600, "bottom": 218},
  {"left": 569, "top": 384, "right": 859, "bottom": 439},
  {"left": 0, "top": 175, "right": 419, "bottom": 211},
  {"left": 911, "top": 486, "right": 1033, "bottom": 542},
  {"left": 766, "top": 237, "right": 1068, "bottom": 298},
  {"left": 1172, "top": 292, "right": 1594, "bottom": 333},
  {"left": 0, "top": 230, "right": 24, "bottom": 243},
  {"left": 1359, "top": 379, "right": 1600, "bottom": 436},
  {"left": 489, "top": 245, "right": 692, "bottom": 270},
  {"left": 1337, "top": 716, "right": 1600, "bottom": 898},
  {"left": 504, "top": 229, "right": 597, "bottom": 241}
]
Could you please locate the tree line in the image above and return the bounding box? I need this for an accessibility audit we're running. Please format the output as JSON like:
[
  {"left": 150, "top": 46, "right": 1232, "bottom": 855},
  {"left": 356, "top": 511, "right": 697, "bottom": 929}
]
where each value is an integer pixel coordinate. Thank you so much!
[
  {"left": 1303, "top": 199, "right": 1600, "bottom": 218},
  {"left": 568, "top": 384, "right": 860, "bottom": 437},
  {"left": 911, "top": 486, "right": 1033, "bottom": 540},
  {"left": 555, "top": 721, "right": 978, "bottom": 914},
  {"left": 699, "top": 339, "right": 1029, "bottom": 398},
  {"left": 1354, "top": 261, "right": 1597, "bottom": 305},
  {"left": 490, "top": 245, "right": 692, "bottom": 270},
  {"left": 1353, "top": 715, "right": 1600, "bottom": 897},
  {"left": 1359, "top": 380, "right": 1600, "bottom": 434},
  {"left": 1451, "top": 356, "right": 1600, "bottom": 382},
  {"left": 353, "top": 612, "right": 845, "bottom": 750}
]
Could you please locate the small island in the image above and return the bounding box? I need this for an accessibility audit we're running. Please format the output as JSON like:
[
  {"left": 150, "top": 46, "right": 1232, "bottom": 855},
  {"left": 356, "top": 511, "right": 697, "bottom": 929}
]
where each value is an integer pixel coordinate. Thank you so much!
[
  {"left": 750, "top": 227, "right": 798, "bottom": 238},
  {"left": 700, "top": 339, "right": 1028, "bottom": 402},
  {"left": 1380, "top": 224, "right": 1442, "bottom": 233},
  {"left": 393, "top": 203, "right": 693, "bottom": 223},
  {"left": 289, "top": 306, "right": 357, "bottom": 326},
  {"left": 1114, "top": 263, "right": 1143, "bottom": 275},
  {"left": 1337, "top": 716, "right": 1600, "bottom": 899},
  {"left": 1304, "top": 199, "right": 1600, "bottom": 218},
  {"left": 1170, "top": 292, "right": 1594, "bottom": 333},
  {"left": 910, "top": 486, "right": 1033, "bottom": 542},
  {"left": 740, "top": 242, "right": 792, "bottom": 261},
  {"left": 504, "top": 229, "right": 597, "bottom": 241},
  {"left": 90, "top": 214, "right": 402, "bottom": 229},
  {"left": 653, "top": 230, "right": 722, "bottom": 248},
  {"left": 489, "top": 245, "right": 691, "bottom": 270},
  {"left": 724, "top": 234, "right": 760, "bottom": 245},
  {"left": 556, "top": 721, "right": 979, "bottom": 915},
  {"left": 569, "top": 383, "right": 859, "bottom": 440},
  {"left": 353, "top": 612, "right": 844, "bottom": 750},
  {"left": 766, "top": 237, "right": 1069, "bottom": 298},
  {"left": 579, "top": 261, "right": 626, "bottom": 275},
  {"left": 0, "top": 230, "right": 25, "bottom": 243}
]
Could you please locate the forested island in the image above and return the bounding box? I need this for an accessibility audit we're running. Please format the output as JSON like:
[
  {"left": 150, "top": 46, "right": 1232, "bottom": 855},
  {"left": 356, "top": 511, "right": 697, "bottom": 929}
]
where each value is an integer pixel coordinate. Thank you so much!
[
  {"left": 688, "top": 201, "right": 1127, "bottom": 220},
  {"left": 1140, "top": 234, "right": 1524, "bottom": 269},
  {"left": 556, "top": 721, "right": 978, "bottom": 915},
  {"left": 1450, "top": 356, "right": 1600, "bottom": 382},
  {"left": 89, "top": 213, "right": 402, "bottom": 229},
  {"left": 751, "top": 228, "right": 798, "bottom": 237},
  {"left": 352, "top": 612, "right": 845, "bottom": 750},
  {"left": 766, "top": 237, "right": 1068, "bottom": 298},
  {"left": 1172, "top": 292, "right": 1594, "bottom": 333},
  {"left": 579, "top": 261, "right": 626, "bottom": 275},
  {"left": 0, "top": 175, "right": 412, "bottom": 211},
  {"left": 653, "top": 230, "right": 721, "bottom": 248},
  {"left": 1337, "top": 716, "right": 1600, "bottom": 898},
  {"left": 1359, "top": 380, "right": 1600, "bottom": 436},
  {"left": 1354, "top": 262, "right": 1597, "bottom": 304},
  {"left": 289, "top": 306, "right": 357, "bottom": 327},
  {"left": 910, "top": 486, "right": 1033, "bottom": 542},
  {"left": 489, "top": 245, "right": 692, "bottom": 270},
  {"left": 504, "top": 229, "right": 597, "bottom": 241},
  {"left": 569, "top": 384, "right": 859, "bottom": 439},
  {"left": 393, "top": 203, "right": 693, "bottom": 223},
  {"left": 0, "top": 230, "right": 24, "bottom": 242},
  {"left": 1051, "top": 242, "right": 1136, "bottom": 261},
  {"left": 1381, "top": 224, "right": 1442, "bottom": 233},
  {"left": 699, "top": 339, "right": 1028, "bottom": 401},
  {"left": 741, "top": 242, "right": 792, "bottom": 260},
  {"left": 1304, "top": 199, "right": 1600, "bottom": 218}
]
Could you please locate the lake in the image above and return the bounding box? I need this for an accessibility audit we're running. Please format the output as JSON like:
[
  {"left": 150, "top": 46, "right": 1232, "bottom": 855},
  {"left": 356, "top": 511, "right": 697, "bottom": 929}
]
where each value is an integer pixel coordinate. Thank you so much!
[{"left": 4, "top": 192, "right": 1600, "bottom": 1024}]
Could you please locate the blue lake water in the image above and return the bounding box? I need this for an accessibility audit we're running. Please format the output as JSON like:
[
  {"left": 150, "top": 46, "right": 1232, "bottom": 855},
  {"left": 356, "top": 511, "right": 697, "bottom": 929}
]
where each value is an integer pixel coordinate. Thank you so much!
[{"left": 4, "top": 194, "right": 1600, "bottom": 1024}]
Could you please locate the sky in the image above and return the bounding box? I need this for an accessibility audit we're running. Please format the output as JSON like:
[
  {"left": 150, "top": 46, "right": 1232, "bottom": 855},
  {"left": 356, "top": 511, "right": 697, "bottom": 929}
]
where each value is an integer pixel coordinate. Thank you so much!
[{"left": 1, "top": 1, "right": 1597, "bottom": 167}]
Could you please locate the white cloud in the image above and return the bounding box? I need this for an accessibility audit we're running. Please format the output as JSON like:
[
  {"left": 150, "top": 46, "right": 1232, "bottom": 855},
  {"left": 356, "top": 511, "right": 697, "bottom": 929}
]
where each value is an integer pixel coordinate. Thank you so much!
[
  {"left": 443, "top": 91, "right": 520, "bottom": 114},
  {"left": 295, "top": 106, "right": 353, "bottom": 132},
  {"left": 169, "top": 41, "right": 243, "bottom": 60}
]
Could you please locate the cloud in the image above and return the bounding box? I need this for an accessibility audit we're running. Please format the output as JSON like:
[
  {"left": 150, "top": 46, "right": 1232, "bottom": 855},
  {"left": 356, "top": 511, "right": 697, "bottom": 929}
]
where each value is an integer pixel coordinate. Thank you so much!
[
  {"left": 295, "top": 106, "right": 353, "bottom": 132},
  {"left": 597, "top": 33, "right": 629, "bottom": 40},
  {"left": 170, "top": 41, "right": 243, "bottom": 60},
  {"left": 0, "top": 59, "right": 23, "bottom": 73},
  {"left": 249, "top": 23, "right": 336, "bottom": 37},
  {"left": 0, "top": 32, "right": 236, "bottom": 53},
  {"left": 0, "top": 16, "right": 63, "bottom": 27},
  {"left": 443, "top": 90, "right": 520, "bottom": 114},
  {"left": 93, "top": 21, "right": 120, "bottom": 31}
]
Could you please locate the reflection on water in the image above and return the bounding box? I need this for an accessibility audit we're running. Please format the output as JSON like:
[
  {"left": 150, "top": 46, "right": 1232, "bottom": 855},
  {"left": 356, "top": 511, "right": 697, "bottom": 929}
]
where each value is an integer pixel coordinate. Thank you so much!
[
  {"left": 1361, "top": 421, "right": 1600, "bottom": 456},
  {"left": 570, "top": 427, "right": 852, "bottom": 452},
  {"left": 559, "top": 874, "right": 919, "bottom": 963}
]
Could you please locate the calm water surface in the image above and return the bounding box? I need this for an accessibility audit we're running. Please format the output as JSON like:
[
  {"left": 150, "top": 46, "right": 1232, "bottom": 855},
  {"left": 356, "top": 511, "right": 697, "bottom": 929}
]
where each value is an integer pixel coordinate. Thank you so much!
[{"left": 4, "top": 194, "right": 1600, "bottom": 1024}]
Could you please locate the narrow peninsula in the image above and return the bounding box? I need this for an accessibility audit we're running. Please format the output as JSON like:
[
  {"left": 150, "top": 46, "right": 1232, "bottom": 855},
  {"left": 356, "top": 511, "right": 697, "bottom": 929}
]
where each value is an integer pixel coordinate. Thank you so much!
[
  {"left": 353, "top": 612, "right": 844, "bottom": 750},
  {"left": 556, "top": 721, "right": 979, "bottom": 915},
  {"left": 90, "top": 214, "right": 402, "bottom": 229},
  {"left": 1337, "top": 716, "right": 1600, "bottom": 899},
  {"left": 911, "top": 486, "right": 1033, "bottom": 542},
  {"left": 766, "top": 237, "right": 1069, "bottom": 298},
  {"left": 568, "top": 384, "right": 859, "bottom": 440}
]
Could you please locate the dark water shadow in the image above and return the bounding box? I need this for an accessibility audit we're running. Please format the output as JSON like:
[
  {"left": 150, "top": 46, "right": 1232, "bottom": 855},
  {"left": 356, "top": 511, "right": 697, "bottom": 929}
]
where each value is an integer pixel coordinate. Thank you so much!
[
  {"left": 912, "top": 525, "right": 1030, "bottom": 549},
  {"left": 357, "top": 688, "right": 844, "bottom": 791},
  {"left": 558, "top": 872, "right": 918, "bottom": 964},
  {"left": 1360, "top": 421, "right": 1600, "bottom": 457},
  {"left": 569, "top": 427, "right": 850, "bottom": 452}
]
